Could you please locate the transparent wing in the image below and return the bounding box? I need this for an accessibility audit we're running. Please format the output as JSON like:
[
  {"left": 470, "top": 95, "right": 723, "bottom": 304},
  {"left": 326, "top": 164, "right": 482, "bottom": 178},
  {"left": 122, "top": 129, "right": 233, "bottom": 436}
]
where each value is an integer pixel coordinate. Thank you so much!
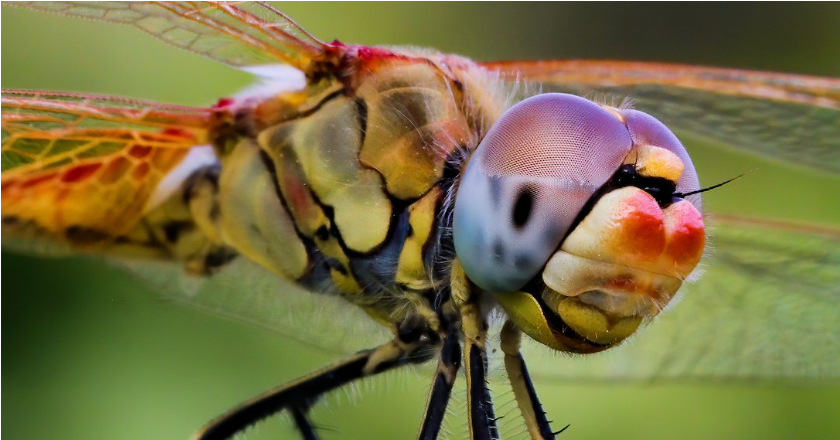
[
  {"left": 480, "top": 60, "right": 840, "bottom": 381},
  {"left": 521, "top": 216, "right": 840, "bottom": 382},
  {"left": 482, "top": 60, "right": 840, "bottom": 175},
  {"left": 0, "top": 89, "right": 382, "bottom": 356},
  {"left": 1, "top": 90, "right": 211, "bottom": 238},
  {"left": 7, "top": 1, "right": 330, "bottom": 71},
  {"left": 112, "top": 214, "right": 840, "bottom": 382},
  {"left": 114, "top": 256, "right": 390, "bottom": 356}
]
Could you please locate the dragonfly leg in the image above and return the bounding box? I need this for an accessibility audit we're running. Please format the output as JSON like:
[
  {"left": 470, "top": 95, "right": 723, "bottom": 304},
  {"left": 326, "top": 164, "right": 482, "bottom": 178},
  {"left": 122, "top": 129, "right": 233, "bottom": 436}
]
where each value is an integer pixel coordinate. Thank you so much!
[
  {"left": 500, "top": 320, "right": 568, "bottom": 439},
  {"left": 289, "top": 405, "right": 319, "bottom": 440},
  {"left": 451, "top": 259, "right": 499, "bottom": 440},
  {"left": 193, "top": 337, "right": 434, "bottom": 440},
  {"left": 417, "top": 325, "right": 461, "bottom": 440},
  {"left": 462, "top": 303, "right": 498, "bottom": 440}
]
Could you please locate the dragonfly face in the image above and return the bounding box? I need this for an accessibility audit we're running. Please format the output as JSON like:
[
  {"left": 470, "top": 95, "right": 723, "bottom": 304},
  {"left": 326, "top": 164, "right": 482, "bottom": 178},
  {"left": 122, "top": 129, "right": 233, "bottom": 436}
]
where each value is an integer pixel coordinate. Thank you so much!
[
  {"left": 3, "top": 3, "right": 839, "bottom": 440},
  {"left": 454, "top": 93, "right": 705, "bottom": 352}
]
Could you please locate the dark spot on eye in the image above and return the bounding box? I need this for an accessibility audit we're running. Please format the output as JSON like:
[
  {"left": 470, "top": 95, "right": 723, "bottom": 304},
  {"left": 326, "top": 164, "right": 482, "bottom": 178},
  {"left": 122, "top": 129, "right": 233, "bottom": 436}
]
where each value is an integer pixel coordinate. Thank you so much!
[
  {"left": 512, "top": 187, "right": 533, "bottom": 228},
  {"left": 543, "top": 224, "right": 563, "bottom": 243},
  {"left": 489, "top": 177, "right": 502, "bottom": 205},
  {"left": 514, "top": 253, "right": 532, "bottom": 269},
  {"left": 492, "top": 239, "right": 505, "bottom": 261}
]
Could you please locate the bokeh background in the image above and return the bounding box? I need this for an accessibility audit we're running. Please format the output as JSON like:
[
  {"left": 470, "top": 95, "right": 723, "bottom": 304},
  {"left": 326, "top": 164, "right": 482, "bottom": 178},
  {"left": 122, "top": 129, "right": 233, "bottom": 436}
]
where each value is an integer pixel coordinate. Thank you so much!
[{"left": 3, "top": 3, "right": 840, "bottom": 440}]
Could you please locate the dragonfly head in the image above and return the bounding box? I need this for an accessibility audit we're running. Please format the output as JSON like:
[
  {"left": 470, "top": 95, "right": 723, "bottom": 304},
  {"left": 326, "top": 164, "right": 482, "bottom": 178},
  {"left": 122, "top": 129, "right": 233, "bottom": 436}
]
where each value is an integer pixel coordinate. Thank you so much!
[{"left": 453, "top": 93, "right": 705, "bottom": 353}]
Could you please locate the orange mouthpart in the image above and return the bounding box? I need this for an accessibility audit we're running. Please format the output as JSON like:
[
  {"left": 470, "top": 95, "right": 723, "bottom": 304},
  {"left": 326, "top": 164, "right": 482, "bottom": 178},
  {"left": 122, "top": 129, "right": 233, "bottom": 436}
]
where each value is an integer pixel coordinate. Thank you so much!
[{"left": 560, "top": 186, "right": 705, "bottom": 280}]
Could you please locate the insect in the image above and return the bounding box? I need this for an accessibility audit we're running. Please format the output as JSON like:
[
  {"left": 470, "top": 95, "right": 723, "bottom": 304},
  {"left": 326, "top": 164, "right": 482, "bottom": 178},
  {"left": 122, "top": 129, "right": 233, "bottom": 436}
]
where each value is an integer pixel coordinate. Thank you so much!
[{"left": 3, "top": 2, "right": 840, "bottom": 440}]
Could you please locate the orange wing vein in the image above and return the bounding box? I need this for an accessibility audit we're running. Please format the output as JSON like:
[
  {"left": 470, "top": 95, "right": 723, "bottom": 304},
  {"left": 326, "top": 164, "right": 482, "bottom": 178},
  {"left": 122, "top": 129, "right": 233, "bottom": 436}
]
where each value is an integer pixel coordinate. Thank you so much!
[
  {"left": 1, "top": 90, "right": 213, "bottom": 238},
  {"left": 8, "top": 1, "right": 331, "bottom": 72},
  {"left": 482, "top": 60, "right": 840, "bottom": 174}
]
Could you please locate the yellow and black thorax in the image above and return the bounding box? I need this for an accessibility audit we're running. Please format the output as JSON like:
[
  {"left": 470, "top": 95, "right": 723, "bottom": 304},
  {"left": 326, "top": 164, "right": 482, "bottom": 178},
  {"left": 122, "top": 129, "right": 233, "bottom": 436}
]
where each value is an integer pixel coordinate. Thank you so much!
[{"left": 201, "top": 47, "right": 505, "bottom": 326}]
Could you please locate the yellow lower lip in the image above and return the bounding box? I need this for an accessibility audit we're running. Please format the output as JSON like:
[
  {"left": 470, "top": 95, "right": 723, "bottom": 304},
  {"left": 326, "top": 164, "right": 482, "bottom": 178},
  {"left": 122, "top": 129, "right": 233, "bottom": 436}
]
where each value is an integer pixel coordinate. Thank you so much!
[
  {"left": 493, "top": 290, "right": 607, "bottom": 353},
  {"left": 530, "top": 249, "right": 684, "bottom": 348},
  {"left": 493, "top": 251, "right": 686, "bottom": 353},
  {"left": 542, "top": 291, "right": 643, "bottom": 345}
]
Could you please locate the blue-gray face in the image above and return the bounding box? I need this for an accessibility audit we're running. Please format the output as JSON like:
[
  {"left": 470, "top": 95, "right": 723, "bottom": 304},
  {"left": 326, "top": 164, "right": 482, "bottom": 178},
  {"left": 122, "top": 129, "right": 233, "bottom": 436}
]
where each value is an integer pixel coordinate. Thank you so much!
[{"left": 453, "top": 93, "right": 700, "bottom": 294}]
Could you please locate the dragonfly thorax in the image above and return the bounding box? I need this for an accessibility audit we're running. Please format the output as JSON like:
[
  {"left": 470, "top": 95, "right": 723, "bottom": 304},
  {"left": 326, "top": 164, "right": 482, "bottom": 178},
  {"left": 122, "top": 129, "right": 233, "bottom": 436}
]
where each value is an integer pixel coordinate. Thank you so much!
[{"left": 204, "top": 49, "right": 500, "bottom": 330}]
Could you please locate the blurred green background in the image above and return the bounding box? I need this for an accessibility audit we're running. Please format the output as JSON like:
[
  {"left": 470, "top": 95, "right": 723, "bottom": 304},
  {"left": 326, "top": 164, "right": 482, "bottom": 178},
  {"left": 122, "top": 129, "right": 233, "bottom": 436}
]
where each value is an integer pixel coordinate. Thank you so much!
[{"left": 3, "top": 3, "right": 840, "bottom": 440}]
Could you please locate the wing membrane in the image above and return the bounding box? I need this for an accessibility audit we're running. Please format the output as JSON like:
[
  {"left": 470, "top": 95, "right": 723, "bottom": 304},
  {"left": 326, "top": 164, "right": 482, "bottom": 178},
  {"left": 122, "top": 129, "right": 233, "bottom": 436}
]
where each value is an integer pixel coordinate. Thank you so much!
[
  {"left": 523, "top": 216, "right": 840, "bottom": 382},
  {"left": 482, "top": 60, "right": 840, "bottom": 174},
  {"left": 8, "top": 1, "right": 329, "bottom": 71},
  {"left": 1, "top": 90, "right": 211, "bottom": 238},
  {"left": 115, "top": 256, "right": 389, "bottom": 356},
  {"left": 105, "top": 216, "right": 840, "bottom": 382}
]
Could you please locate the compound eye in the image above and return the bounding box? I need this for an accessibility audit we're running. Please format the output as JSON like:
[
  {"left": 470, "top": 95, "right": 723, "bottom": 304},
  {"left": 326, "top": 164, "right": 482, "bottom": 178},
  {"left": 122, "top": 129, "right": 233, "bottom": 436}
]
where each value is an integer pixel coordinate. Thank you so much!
[
  {"left": 453, "top": 94, "right": 633, "bottom": 292},
  {"left": 622, "top": 109, "right": 701, "bottom": 208}
]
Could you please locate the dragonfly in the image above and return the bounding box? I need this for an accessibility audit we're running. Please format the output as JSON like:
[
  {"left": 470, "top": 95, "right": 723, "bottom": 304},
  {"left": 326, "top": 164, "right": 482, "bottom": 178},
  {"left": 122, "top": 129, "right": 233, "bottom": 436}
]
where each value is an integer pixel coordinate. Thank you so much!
[{"left": 3, "top": 2, "right": 839, "bottom": 440}]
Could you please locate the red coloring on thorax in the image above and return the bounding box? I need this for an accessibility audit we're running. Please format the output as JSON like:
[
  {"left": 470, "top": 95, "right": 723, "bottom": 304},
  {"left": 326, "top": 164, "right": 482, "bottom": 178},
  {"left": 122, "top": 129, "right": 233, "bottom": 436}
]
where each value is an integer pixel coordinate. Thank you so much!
[
  {"left": 161, "top": 127, "right": 193, "bottom": 139},
  {"left": 213, "top": 98, "right": 234, "bottom": 109}
]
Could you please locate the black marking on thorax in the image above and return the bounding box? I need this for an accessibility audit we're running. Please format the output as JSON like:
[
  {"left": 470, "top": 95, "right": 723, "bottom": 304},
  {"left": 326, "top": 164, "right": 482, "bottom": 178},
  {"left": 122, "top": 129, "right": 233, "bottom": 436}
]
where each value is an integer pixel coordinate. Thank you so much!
[
  {"left": 347, "top": 197, "right": 413, "bottom": 291},
  {"left": 255, "top": 149, "right": 335, "bottom": 291}
]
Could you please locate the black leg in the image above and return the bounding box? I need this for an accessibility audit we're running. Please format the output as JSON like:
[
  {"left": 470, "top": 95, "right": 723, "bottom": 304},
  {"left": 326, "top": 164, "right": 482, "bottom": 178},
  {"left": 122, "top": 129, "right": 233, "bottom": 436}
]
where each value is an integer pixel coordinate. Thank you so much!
[
  {"left": 194, "top": 340, "right": 434, "bottom": 440},
  {"left": 449, "top": 260, "right": 499, "bottom": 440},
  {"left": 290, "top": 405, "right": 319, "bottom": 440},
  {"left": 466, "top": 341, "right": 498, "bottom": 440},
  {"left": 460, "top": 301, "right": 498, "bottom": 440},
  {"left": 501, "top": 321, "right": 567, "bottom": 439},
  {"left": 417, "top": 326, "right": 461, "bottom": 440}
]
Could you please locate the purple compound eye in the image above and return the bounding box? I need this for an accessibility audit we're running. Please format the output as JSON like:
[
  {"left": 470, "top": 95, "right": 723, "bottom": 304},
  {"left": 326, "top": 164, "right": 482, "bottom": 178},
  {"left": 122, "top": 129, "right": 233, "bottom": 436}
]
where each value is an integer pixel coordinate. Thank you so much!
[
  {"left": 622, "top": 109, "right": 701, "bottom": 208},
  {"left": 453, "top": 93, "right": 633, "bottom": 292}
]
